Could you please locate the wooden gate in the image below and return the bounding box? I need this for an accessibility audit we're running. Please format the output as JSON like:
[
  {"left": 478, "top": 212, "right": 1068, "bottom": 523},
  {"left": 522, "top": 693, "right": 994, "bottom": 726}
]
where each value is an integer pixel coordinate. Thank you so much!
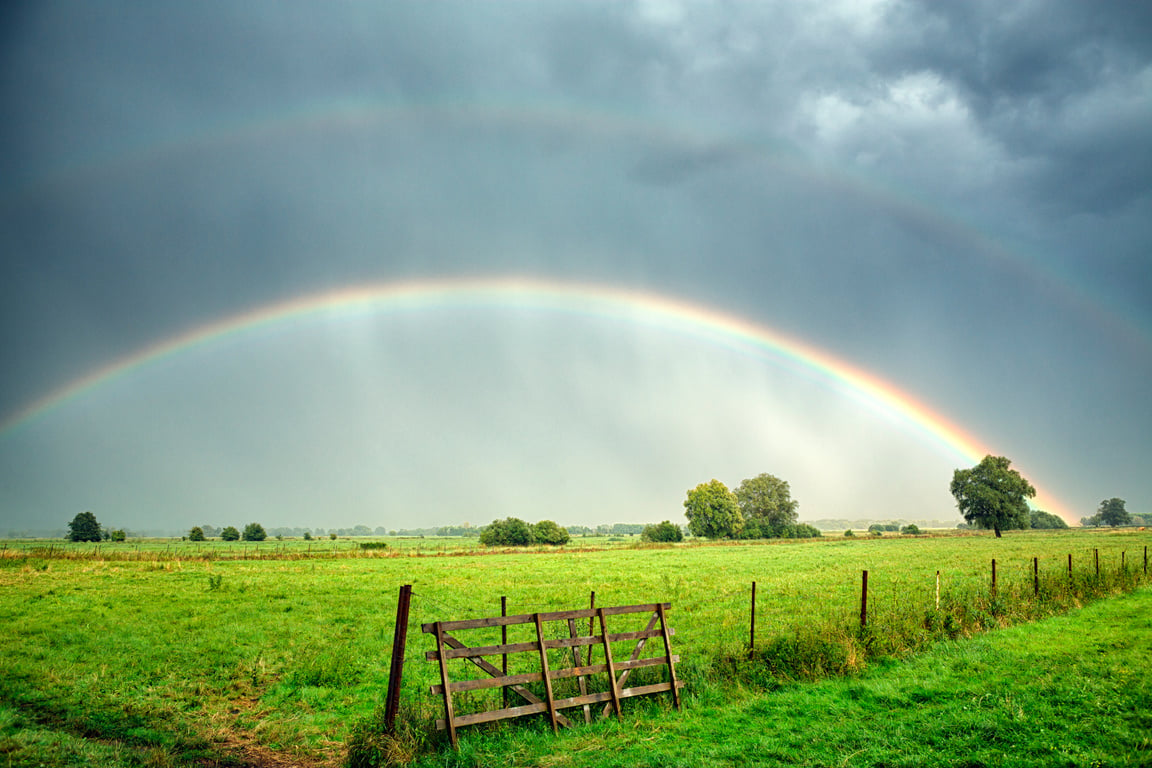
[{"left": 423, "top": 602, "right": 682, "bottom": 746}]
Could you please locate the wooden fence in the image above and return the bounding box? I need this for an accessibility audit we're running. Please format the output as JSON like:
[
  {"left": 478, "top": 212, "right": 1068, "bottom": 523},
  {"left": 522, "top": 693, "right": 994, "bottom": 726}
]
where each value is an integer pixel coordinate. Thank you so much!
[{"left": 423, "top": 602, "right": 682, "bottom": 747}]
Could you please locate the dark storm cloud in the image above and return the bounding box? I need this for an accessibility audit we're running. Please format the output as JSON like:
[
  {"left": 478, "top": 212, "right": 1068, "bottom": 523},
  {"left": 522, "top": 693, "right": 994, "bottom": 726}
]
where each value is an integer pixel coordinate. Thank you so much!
[
  {"left": 869, "top": 0, "right": 1152, "bottom": 213},
  {"left": 0, "top": 1, "right": 1149, "bottom": 531}
]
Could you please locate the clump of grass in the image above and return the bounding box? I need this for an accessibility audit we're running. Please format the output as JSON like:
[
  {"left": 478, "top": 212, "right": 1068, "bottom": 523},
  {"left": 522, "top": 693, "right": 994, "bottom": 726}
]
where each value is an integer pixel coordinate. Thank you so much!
[{"left": 346, "top": 699, "right": 438, "bottom": 768}]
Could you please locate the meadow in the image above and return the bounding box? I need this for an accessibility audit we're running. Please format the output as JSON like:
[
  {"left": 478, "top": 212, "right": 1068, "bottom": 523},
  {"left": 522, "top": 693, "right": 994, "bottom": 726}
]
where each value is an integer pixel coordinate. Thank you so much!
[{"left": 1, "top": 528, "right": 1149, "bottom": 767}]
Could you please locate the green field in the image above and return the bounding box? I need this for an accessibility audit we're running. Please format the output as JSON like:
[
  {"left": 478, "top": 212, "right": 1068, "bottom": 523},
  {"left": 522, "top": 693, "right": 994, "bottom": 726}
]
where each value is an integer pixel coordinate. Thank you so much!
[{"left": 1, "top": 529, "right": 1149, "bottom": 767}]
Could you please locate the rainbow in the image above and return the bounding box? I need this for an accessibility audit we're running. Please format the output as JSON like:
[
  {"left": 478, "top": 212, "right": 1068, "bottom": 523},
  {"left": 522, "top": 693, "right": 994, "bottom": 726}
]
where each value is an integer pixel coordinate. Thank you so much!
[
  {"left": 8, "top": 99, "right": 1148, "bottom": 355},
  {"left": 0, "top": 276, "right": 1075, "bottom": 523}
]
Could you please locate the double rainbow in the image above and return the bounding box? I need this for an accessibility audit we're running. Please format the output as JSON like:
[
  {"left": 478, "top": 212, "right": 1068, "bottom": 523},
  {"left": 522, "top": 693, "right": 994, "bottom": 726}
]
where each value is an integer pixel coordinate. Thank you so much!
[{"left": 0, "top": 277, "right": 1075, "bottom": 524}]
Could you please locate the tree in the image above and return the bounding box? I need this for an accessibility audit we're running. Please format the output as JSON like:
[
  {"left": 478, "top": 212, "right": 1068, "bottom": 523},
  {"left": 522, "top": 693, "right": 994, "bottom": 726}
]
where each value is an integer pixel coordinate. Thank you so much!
[
  {"left": 950, "top": 455, "right": 1035, "bottom": 538},
  {"left": 1097, "top": 498, "right": 1131, "bottom": 527},
  {"left": 1030, "top": 510, "right": 1069, "bottom": 530},
  {"left": 108, "top": 529, "right": 126, "bottom": 542},
  {"left": 479, "top": 517, "right": 534, "bottom": 546},
  {"left": 900, "top": 524, "right": 921, "bottom": 535},
  {"left": 641, "top": 520, "right": 684, "bottom": 543},
  {"left": 221, "top": 525, "right": 240, "bottom": 541},
  {"left": 735, "top": 473, "right": 798, "bottom": 536},
  {"left": 66, "top": 511, "right": 102, "bottom": 542},
  {"left": 532, "top": 520, "right": 570, "bottom": 546},
  {"left": 683, "top": 480, "right": 742, "bottom": 539},
  {"left": 188, "top": 526, "right": 206, "bottom": 541},
  {"left": 242, "top": 523, "right": 267, "bottom": 542}
]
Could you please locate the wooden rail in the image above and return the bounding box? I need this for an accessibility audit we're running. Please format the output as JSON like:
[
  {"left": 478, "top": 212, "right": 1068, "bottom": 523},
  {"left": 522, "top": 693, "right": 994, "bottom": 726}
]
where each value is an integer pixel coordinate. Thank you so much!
[{"left": 422, "top": 601, "right": 682, "bottom": 747}]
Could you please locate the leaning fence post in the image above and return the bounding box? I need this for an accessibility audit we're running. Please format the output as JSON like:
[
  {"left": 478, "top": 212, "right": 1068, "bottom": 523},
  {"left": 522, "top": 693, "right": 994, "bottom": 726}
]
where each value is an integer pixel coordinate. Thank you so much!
[
  {"left": 501, "top": 596, "right": 509, "bottom": 710},
  {"left": 860, "top": 570, "right": 869, "bottom": 629},
  {"left": 385, "top": 584, "right": 412, "bottom": 734},
  {"left": 749, "top": 581, "right": 757, "bottom": 659}
]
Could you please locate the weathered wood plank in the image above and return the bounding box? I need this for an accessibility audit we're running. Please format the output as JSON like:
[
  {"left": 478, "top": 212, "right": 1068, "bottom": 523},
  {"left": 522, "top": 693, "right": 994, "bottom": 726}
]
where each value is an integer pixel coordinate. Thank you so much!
[
  {"left": 658, "top": 603, "right": 681, "bottom": 710},
  {"left": 436, "top": 631, "right": 572, "bottom": 728},
  {"left": 421, "top": 602, "right": 671, "bottom": 633},
  {"left": 535, "top": 613, "right": 559, "bottom": 734},
  {"left": 601, "top": 611, "right": 660, "bottom": 717},
  {"left": 433, "top": 621, "right": 457, "bottom": 748},
  {"left": 435, "top": 681, "right": 687, "bottom": 730},
  {"left": 430, "top": 655, "right": 681, "bottom": 695},
  {"left": 426, "top": 627, "right": 676, "bottom": 660}
]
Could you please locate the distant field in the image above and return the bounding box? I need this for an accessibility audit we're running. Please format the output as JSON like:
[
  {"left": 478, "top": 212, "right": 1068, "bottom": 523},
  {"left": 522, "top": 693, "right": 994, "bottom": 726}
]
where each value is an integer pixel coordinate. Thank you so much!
[{"left": 1, "top": 528, "right": 1149, "bottom": 767}]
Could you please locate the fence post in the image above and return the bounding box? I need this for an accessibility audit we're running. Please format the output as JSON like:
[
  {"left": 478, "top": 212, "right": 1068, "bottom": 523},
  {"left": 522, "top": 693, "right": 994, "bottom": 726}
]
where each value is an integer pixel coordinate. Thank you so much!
[
  {"left": 1145, "top": 546, "right": 1148, "bottom": 576},
  {"left": 991, "top": 559, "right": 997, "bottom": 600},
  {"left": 935, "top": 570, "right": 940, "bottom": 611},
  {"left": 385, "top": 584, "right": 412, "bottom": 734},
  {"left": 1095, "top": 549, "right": 1099, "bottom": 578},
  {"left": 1122, "top": 551, "right": 1126, "bottom": 572},
  {"left": 749, "top": 581, "right": 757, "bottom": 659},
  {"left": 1033, "top": 557, "right": 1039, "bottom": 597},
  {"left": 1068, "top": 553, "right": 1072, "bottom": 579},
  {"left": 860, "top": 570, "right": 869, "bottom": 629},
  {"left": 501, "top": 596, "right": 509, "bottom": 710}
]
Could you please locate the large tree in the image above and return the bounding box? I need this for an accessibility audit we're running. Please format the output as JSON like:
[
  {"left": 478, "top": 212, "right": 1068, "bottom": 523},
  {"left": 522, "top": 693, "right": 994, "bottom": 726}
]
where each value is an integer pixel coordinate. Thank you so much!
[
  {"left": 1097, "top": 498, "right": 1131, "bottom": 527},
  {"left": 684, "top": 479, "right": 742, "bottom": 539},
  {"left": 950, "top": 455, "right": 1035, "bottom": 538},
  {"left": 734, "top": 473, "right": 798, "bottom": 537},
  {"left": 66, "top": 511, "right": 102, "bottom": 542}
]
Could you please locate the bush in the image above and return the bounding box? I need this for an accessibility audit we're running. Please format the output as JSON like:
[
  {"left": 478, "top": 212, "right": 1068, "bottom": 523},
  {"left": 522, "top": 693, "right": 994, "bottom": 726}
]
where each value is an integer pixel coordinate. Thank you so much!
[
  {"left": 532, "top": 520, "right": 570, "bottom": 545},
  {"left": 480, "top": 517, "right": 534, "bottom": 546},
  {"left": 221, "top": 526, "right": 240, "bottom": 541},
  {"left": 303, "top": 531, "right": 313, "bottom": 541},
  {"left": 188, "top": 526, "right": 206, "bottom": 542},
  {"left": 108, "top": 529, "right": 126, "bottom": 542},
  {"left": 780, "top": 523, "right": 822, "bottom": 539},
  {"left": 242, "top": 523, "right": 267, "bottom": 542},
  {"left": 642, "top": 520, "right": 684, "bottom": 543},
  {"left": 901, "top": 524, "right": 921, "bottom": 535},
  {"left": 843, "top": 529, "right": 855, "bottom": 537}
]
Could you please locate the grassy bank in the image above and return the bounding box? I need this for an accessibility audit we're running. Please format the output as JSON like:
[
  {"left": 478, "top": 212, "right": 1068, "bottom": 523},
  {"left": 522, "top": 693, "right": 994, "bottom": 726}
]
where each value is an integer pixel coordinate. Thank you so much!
[
  {"left": 1, "top": 529, "right": 1149, "bottom": 766},
  {"left": 418, "top": 585, "right": 1152, "bottom": 767}
]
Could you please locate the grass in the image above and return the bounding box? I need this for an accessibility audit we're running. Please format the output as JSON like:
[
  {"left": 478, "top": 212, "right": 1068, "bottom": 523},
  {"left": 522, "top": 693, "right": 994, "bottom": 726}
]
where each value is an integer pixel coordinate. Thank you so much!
[
  {"left": 0, "top": 529, "right": 1149, "bottom": 766},
  {"left": 424, "top": 585, "right": 1152, "bottom": 767}
]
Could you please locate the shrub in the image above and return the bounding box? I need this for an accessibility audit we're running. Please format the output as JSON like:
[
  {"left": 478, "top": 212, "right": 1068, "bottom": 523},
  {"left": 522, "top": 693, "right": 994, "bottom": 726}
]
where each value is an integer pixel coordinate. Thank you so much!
[
  {"left": 844, "top": 529, "right": 855, "bottom": 537},
  {"left": 642, "top": 520, "right": 684, "bottom": 543},
  {"left": 480, "top": 517, "right": 534, "bottom": 546},
  {"left": 108, "top": 529, "right": 126, "bottom": 542},
  {"left": 303, "top": 531, "right": 313, "bottom": 541},
  {"left": 532, "top": 520, "right": 570, "bottom": 545},
  {"left": 242, "top": 523, "right": 267, "bottom": 542},
  {"left": 780, "top": 523, "right": 822, "bottom": 539},
  {"left": 188, "top": 526, "right": 206, "bottom": 542},
  {"left": 220, "top": 526, "right": 240, "bottom": 541},
  {"left": 901, "top": 524, "right": 921, "bottom": 535}
]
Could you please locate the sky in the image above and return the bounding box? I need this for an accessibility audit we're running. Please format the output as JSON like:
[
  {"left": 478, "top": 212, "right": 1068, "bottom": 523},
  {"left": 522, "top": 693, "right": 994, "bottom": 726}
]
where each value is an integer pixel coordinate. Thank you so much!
[{"left": 1, "top": 0, "right": 1149, "bottom": 535}]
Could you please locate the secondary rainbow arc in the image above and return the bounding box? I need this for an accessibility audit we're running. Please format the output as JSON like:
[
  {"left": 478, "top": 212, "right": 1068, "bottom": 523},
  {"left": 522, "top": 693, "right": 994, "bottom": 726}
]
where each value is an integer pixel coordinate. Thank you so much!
[{"left": 0, "top": 276, "right": 1075, "bottom": 524}]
